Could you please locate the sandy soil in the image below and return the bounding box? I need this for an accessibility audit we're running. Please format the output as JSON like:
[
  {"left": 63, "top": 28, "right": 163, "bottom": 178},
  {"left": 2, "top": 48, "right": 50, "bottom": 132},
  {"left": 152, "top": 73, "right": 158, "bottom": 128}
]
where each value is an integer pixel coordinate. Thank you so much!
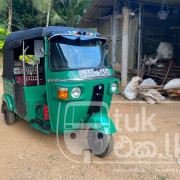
[{"left": 1, "top": 67, "right": 180, "bottom": 179}]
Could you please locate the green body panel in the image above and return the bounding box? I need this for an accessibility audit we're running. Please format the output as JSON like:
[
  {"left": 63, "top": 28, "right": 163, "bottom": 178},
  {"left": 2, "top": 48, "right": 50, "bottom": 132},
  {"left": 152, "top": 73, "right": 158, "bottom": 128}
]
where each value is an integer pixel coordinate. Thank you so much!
[
  {"left": 46, "top": 77, "right": 117, "bottom": 134},
  {"left": 2, "top": 94, "right": 14, "bottom": 111},
  {"left": 2, "top": 78, "right": 47, "bottom": 122},
  {"left": 86, "top": 112, "right": 116, "bottom": 134},
  {"left": 44, "top": 37, "right": 118, "bottom": 134},
  {"left": 23, "top": 85, "right": 47, "bottom": 121},
  {"left": 2, "top": 78, "right": 15, "bottom": 111}
]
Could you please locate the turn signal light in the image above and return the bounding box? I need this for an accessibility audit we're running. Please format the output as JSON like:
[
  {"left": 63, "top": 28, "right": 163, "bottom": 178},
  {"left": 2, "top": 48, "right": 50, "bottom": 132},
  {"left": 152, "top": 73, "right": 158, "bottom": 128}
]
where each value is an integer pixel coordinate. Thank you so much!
[
  {"left": 68, "top": 31, "right": 79, "bottom": 35},
  {"left": 58, "top": 87, "right": 68, "bottom": 99},
  {"left": 87, "top": 32, "right": 96, "bottom": 36}
]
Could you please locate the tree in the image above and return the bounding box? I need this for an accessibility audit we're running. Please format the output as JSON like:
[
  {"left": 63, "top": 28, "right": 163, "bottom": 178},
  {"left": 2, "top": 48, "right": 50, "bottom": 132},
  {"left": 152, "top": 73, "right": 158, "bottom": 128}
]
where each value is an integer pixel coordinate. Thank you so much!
[
  {"left": 32, "top": 0, "right": 66, "bottom": 27},
  {"left": 12, "top": 0, "right": 46, "bottom": 30},
  {"left": 0, "top": 0, "right": 12, "bottom": 31},
  {"left": 55, "top": 0, "right": 92, "bottom": 27},
  {"left": 0, "top": 0, "right": 92, "bottom": 31},
  {"left": 31, "top": 0, "right": 51, "bottom": 26},
  {"left": 0, "top": 24, "right": 10, "bottom": 55},
  {"left": 8, "top": 0, "right": 12, "bottom": 32}
]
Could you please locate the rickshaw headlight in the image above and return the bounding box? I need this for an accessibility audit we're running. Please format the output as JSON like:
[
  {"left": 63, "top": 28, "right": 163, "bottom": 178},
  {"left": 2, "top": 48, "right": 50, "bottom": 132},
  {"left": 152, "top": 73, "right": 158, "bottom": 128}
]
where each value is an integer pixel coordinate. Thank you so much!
[
  {"left": 71, "top": 87, "right": 81, "bottom": 98},
  {"left": 111, "top": 82, "right": 118, "bottom": 92}
]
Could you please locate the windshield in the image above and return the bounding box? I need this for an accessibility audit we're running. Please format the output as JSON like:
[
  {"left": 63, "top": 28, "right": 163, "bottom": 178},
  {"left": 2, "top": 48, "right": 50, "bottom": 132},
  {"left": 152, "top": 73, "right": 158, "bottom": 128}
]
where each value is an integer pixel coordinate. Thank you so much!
[{"left": 49, "top": 36, "right": 111, "bottom": 70}]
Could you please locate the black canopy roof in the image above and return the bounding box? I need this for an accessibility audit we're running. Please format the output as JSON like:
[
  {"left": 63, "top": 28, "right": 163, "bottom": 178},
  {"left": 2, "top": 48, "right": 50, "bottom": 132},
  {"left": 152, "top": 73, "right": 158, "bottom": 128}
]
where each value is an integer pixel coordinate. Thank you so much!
[
  {"left": 3, "top": 26, "right": 101, "bottom": 80},
  {"left": 5, "top": 26, "right": 101, "bottom": 49}
]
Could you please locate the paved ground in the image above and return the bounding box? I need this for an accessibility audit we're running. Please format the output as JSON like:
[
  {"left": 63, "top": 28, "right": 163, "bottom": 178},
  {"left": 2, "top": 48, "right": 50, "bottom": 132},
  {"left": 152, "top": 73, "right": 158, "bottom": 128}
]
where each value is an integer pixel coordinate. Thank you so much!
[{"left": 1, "top": 65, "right": 180, "bottom": 179}]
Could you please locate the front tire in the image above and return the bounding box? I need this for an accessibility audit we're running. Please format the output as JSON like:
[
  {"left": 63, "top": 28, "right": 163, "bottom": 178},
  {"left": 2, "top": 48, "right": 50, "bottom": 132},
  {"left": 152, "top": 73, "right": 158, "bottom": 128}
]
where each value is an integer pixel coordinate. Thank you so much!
[
  {"left": 3, "top": 104, "right": 16, "bottom": 125},
  {"left": 87, "top": 129, "right": 114, "bottom": 158}
]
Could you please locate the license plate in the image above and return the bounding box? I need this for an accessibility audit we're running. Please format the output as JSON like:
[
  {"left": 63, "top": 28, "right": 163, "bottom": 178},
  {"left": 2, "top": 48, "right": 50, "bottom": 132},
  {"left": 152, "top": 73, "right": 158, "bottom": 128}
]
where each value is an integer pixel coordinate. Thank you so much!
[{"left": 78, "top": 69, "right": 111, "bottom": 79}]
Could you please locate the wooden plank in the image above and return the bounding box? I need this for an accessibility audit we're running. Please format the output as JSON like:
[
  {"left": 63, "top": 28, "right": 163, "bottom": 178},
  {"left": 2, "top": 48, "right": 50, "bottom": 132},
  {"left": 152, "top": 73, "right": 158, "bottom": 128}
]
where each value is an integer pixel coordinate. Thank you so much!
[
  {"left": 169, "top": 94, "right": 180, "bottom": 97},
  {"left": 137, "top": 85, "right": 164, "bottom": 89},
  {"left": 167, "top": 89, "right": 180, "bottom": 93}
]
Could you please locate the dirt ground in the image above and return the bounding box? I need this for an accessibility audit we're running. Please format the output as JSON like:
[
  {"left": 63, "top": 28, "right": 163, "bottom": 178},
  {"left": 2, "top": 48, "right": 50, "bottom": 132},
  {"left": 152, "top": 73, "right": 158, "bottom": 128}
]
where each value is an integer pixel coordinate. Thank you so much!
[{"left": 1, "top": 66, "right": 180, "bottom": 180}]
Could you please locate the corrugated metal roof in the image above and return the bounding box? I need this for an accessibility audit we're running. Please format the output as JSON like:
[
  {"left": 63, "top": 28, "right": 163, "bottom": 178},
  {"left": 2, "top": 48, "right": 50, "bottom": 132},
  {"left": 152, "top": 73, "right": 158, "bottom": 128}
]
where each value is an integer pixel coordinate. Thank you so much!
[
  {"left": 78, "top": 0, "right": 180, "bottom": 28},
  {"left": 133, "top": 0, "right": 180, "bottom": 5},
  {"left": 78, "top": 0, "right": 114, "bottom": 28}
]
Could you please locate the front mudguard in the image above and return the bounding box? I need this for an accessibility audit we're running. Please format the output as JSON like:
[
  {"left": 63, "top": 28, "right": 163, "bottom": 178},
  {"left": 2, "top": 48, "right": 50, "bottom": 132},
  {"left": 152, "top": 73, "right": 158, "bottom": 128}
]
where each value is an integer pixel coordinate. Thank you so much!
[
  {"left": 86, "top": 112, "right": 116, "bottom": 135},
  {"left": 2, "top": 94, "right": 14, "bottom": 112}
]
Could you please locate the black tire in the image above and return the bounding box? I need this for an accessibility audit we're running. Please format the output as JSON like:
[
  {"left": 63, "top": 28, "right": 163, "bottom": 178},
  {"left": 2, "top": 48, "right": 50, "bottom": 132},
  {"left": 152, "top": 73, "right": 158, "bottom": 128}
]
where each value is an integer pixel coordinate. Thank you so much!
[
  {"left": 3, "top": 104, "right": 16, "bottom": 125},
  {"left": 87, "top": 129, "right": 114, "bottom": 158}
]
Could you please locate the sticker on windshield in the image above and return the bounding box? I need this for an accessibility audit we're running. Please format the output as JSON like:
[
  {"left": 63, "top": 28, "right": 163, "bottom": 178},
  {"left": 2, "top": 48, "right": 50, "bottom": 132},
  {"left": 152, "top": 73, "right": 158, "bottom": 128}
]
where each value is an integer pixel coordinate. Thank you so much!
[{"left": 78, "top": 69, "right": 111, "bottom": 79}]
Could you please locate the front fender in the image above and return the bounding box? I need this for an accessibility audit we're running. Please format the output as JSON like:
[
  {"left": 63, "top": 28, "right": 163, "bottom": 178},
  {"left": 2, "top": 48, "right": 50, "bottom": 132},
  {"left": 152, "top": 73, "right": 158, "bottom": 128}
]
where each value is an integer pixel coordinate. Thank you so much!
[
  {"left": 2, "top": 94, "right": 14, "bottom": 111},
  {"left": 86, "top": 113, "right": 116, "bottom": 134}
]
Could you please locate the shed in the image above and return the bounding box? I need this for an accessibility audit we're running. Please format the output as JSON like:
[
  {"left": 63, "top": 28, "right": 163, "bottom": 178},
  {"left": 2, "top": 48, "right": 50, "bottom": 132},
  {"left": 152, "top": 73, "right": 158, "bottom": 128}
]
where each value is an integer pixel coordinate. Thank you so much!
[{"left": 78, "top": 0, "right": 180, "bottom": 91}]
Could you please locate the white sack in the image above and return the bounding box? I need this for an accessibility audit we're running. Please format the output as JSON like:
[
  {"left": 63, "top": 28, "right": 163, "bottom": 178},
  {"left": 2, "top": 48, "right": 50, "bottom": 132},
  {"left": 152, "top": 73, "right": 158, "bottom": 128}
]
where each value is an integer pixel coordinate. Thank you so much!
[
  {"left": 157, "top": 42, "right": 173, "bottom": 59},
  {"left": 164, "top": 79, "right": 180, "bottom": 90},
  {"left": 140, "top": 78, "right": 157, "bottom": 86},
  {"left": 143, "top": 89, "right": 162, "bottom": 104},
  {"left": 123, "top": 76, "right": 142, "bottom": 100}
]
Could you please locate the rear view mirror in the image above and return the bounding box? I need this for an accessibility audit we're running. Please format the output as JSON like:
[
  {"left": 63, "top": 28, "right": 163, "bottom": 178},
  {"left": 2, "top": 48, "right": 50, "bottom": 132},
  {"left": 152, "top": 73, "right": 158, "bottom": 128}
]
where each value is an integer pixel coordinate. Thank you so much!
[{"left": 34, "top": 40, "right": 45, "bottom": 58}]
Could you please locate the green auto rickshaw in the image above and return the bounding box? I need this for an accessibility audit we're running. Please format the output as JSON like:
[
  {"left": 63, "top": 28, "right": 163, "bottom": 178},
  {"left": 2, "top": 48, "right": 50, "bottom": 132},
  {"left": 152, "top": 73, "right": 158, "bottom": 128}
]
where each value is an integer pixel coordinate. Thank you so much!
[{"left": 1, "top": 27, "right": 119, "bottom": 157}]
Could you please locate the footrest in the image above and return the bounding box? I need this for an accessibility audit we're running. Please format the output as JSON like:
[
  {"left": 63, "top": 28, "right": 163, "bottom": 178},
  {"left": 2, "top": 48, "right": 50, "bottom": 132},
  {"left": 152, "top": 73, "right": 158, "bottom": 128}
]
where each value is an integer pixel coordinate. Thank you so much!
[{"left": 30, "top": 122, "right": 51, "bottom": 134}]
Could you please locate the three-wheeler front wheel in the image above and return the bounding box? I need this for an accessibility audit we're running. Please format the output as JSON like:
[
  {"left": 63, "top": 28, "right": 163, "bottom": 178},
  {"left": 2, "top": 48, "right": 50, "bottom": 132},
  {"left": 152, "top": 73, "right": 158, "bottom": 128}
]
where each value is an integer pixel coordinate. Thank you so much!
[
  {"left": 3, "top": 104, "right": 16, "bottom": 125},
  {"left": 87, "top": 129, "right": 114, "bottom": 158}
]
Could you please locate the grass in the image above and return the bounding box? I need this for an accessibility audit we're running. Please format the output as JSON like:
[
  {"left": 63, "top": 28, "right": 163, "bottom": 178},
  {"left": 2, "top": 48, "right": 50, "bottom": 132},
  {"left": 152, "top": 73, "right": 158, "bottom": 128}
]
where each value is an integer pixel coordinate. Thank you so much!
[
  {"left": 0, "top": 63, "right": 3, "bottom": 69},
  {"left": 0, "top": 56, "right": 3, "bottom": 69},
  {"left": 159, "top": 176, "right": 169, "bottom": 180},
  {"left": 48, "top": 154, "right": 58, "bottom": 161}
]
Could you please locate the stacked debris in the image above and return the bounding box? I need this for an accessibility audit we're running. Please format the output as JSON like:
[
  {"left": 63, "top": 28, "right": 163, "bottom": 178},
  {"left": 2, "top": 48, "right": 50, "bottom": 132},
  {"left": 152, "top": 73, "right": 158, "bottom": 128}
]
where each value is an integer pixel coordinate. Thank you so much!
[
  {"left": 140, "top": 42, "right": 180, "bottom": 85},
  {"left": 123, "top": 76, "right": 165, "bottom": 104},
  {"left": 123, "top": 42, "right": 180, "bottom": 102},
  {"left": 164, "top": 79, "right": 180, "bottom": 97},
  {"left": 143, "top": 61, "right": 180, "bottom": 85}
]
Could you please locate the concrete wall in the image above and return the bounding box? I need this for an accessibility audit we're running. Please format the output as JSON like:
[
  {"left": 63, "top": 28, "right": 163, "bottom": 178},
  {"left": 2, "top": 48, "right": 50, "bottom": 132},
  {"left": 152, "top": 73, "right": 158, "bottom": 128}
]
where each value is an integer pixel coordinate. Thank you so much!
[
  {"left": 97, "top": 17, "right": 138, "bottom": 74},
  {"left": 129, "top": 18, "right": 138, "bottom": 69},
  {"left": 97, "top": 18, "right": 113, "bottom": 61}
]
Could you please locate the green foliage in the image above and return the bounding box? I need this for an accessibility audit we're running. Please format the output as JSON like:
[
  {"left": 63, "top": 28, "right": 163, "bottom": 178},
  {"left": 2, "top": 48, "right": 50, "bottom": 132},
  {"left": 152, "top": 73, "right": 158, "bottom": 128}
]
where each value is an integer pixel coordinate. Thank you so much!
[
  {"left": 32, "top": 0, "right": 51, "bottom": 14},
  {"left": 0, "top": 0, "right": 93, "bottom": 30},
  {"left": 12, "top": 0, "right": 47, "bottom": 31},
  {"left": 0, "top": 24, "right": 10, "bottom": 53},
  {"left": 0, "top": 0, "right": 8, "bottom": 13},
  {"left": 54, "top": 0, "right": 92, "bottom": 27},
  {"left": 159, "top": 176, "right": 168, "bottom": 180}
]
